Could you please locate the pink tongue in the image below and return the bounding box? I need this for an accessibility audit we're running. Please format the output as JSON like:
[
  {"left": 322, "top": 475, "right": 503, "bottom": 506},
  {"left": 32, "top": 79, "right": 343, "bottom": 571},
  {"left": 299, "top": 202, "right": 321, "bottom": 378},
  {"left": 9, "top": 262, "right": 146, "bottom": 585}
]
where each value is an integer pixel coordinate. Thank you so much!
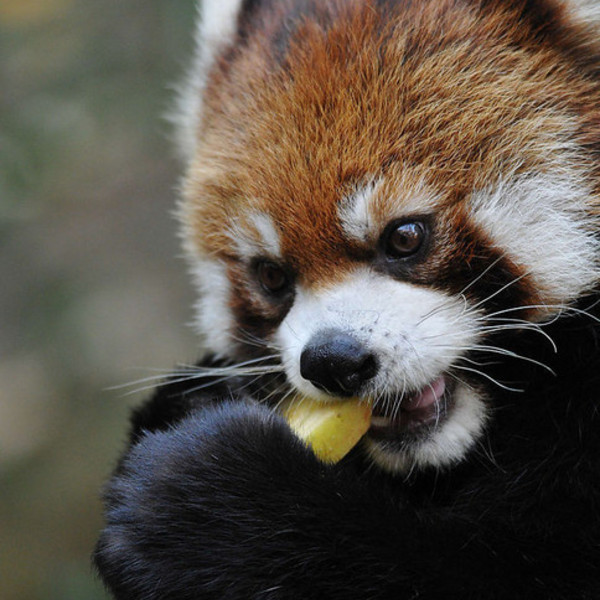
[{"left": 403, "top": 376, "right": 446, "bottom": 412}]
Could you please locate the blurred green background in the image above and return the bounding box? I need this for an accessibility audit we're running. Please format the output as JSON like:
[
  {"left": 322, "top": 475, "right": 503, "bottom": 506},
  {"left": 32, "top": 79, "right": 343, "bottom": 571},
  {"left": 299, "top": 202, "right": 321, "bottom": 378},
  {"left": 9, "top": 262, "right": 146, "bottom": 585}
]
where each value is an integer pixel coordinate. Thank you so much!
[{"left": 1, "top": 1, "right": 200, "bottom": 597}]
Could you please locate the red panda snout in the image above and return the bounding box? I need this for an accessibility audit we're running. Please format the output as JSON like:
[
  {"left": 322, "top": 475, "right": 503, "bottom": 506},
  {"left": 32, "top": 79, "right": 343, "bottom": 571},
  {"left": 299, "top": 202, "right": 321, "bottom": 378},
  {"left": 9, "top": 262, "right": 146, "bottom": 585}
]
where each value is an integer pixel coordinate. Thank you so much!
[
  {"left": 299, "top": 330, "right": 379, "bottom": 396},
  {"left": 274, "top": 268, "right": 487, "bottom": 472}
]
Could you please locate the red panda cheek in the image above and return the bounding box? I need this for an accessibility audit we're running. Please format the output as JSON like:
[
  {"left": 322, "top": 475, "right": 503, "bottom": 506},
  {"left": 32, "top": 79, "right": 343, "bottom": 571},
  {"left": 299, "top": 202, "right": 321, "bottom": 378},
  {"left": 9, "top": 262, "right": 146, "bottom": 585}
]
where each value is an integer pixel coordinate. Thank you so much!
[
  {"left": 431, "top": 210, "right": 541, "bottom": 315},
  {"left": 371, "top": 207, "right": 542, "bottom": 317}
]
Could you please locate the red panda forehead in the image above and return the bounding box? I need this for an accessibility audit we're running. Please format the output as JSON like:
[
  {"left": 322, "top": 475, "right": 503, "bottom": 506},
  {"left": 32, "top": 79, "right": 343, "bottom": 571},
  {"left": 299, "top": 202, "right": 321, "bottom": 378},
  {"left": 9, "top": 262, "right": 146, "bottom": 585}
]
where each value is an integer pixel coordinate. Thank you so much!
[
  {"left": 186, "top": 0, "right": 599, "bottom": 286},
  {"left": 196, "top": 1, "right": 593, "bottom": 194}
]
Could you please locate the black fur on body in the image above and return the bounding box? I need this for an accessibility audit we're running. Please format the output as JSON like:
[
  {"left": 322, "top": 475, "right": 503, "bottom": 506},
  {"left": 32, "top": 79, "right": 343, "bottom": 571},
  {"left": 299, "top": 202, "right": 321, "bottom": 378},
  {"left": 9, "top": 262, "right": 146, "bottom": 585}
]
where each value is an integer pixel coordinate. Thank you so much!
[
  {"left": 94, "top": 300, "right": 600, "bottom": 599},
  {"left": 94, "top": 0, "right": 600, "bottom": 596}
]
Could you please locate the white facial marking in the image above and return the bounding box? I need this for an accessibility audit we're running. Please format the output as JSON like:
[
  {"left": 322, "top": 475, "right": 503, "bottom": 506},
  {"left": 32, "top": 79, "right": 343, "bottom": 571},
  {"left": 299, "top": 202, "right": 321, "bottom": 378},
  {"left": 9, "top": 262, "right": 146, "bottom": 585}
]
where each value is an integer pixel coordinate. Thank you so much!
[
  {"left": 248, "top": 212, "right": 282, "bottom": 257},
  {"left": 190, "top": 256, "right": 234, "bottom": 357},
  {"left": 363, "top": 383, "right": 488, "bottom": 473},
  {"left": 383, "top": 175, "right": 441, "bottom": 219},
  {"left": 338, "top": 180, "right": 382, "bottom": 244},
  {"left": 338, "top": 176, "right": 440, "bottom": 246},
  {"left": 470, "top": 172, "right": 599, "bottom": 310},
  {"left": 172, "top": 0, "right": 244, "bottom": 161},
  {"left": 277, "top": 269, "right": 481, "bottom": 397},
  {"left": 227, "top": 211, "right": 282, "bottom": 258}
]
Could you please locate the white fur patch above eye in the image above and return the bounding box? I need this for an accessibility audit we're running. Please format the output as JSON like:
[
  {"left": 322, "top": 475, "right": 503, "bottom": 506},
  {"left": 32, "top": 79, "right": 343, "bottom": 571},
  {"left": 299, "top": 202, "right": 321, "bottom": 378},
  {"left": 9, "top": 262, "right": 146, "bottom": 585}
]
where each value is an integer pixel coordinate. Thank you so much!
[
  {"left": 248, "top": 212, "right": 282, "bottom": 257},
  {"left": 338, "top": 180, "right": 382, "bottom": 244},
  {"left": 338, "top": 176, "right": 440, "bottom": 246},
  {"left": 469, "top": 172, "right": 600, "bottom": 310},
  {"left": 227, "top": 211, "right": 282, "bottom": 259}
]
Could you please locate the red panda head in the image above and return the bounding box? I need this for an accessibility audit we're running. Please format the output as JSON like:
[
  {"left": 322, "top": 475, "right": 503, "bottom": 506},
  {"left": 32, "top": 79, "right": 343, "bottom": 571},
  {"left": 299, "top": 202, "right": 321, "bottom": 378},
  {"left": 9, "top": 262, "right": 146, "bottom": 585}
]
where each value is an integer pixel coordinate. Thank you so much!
[{"left": 177, "top": 0, "right": 600, "bottom": 472}]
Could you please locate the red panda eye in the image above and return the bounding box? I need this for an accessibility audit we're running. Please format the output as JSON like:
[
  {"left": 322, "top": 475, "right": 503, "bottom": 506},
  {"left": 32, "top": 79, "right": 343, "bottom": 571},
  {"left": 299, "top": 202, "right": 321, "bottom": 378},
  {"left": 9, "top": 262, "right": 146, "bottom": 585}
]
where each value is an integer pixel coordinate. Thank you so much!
[
  {"left": 256, "top": 261, "right": 289, "bottom": 294},
  {"left": 385, "top": 222, "right": 426, "bottom": 258}
]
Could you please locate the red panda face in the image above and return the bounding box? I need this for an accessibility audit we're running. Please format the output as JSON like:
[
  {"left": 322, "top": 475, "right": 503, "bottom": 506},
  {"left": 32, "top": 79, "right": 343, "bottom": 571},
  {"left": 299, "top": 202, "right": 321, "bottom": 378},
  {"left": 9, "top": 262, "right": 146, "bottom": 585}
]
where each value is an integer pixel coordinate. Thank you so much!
[{"left": 178, "top": 0, "right": 600, "bottom": 472}]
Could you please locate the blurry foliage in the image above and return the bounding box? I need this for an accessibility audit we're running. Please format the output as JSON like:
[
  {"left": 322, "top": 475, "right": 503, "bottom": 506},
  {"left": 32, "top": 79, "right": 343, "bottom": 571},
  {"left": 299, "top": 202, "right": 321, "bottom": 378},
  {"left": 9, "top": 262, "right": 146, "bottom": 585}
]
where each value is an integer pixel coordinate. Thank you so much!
[
  {"left": 1, "top": 1, "right": 199, "bottom": 598},
  {"left": 0, "top": 0, "right": 73, "bottom": 24}
]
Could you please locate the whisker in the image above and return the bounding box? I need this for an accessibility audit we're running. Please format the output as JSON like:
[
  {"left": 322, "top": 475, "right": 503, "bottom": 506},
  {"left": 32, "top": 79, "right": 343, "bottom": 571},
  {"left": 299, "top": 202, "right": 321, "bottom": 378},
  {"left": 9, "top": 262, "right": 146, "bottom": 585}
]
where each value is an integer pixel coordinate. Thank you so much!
[
  {"left": 484, "top": 303, "right": 600, "bottom": 324},
  {"left": 416, "top": 254, "right": 508, "bottom": 328},
  {"left": 444, "top": 371, "right": 474, "bottom": 392},
  {"left": 108, "top": 354, "right": 284, "bottom": 396},
  {"left": 182, "top": 375, "right": 251, "bottom": 396},
  {"left": 260, "top": 382, "right": 293, "bottom": 405},
  {"left": 469, "top": 271, "right": 531, "bottom": 312},
  {"left": 110, "top": 364, "right": 285, "bottom": 391},
  {"left": 479, "top": 324, "right": 558, "bottom": 352},
  {"left": 415, "top": 296, "right": 466, "bottom": 327},
  {"left": 458, "top": 253, "right": 508, "bottom": 297},
  {"left": 273, "top": 387, "right": 303, "bottom": 413},
  {"left": 450, "top": 365, "right": 524, "bottom": 393},
  {"left": 433, "top": 343, "right": 555, "bottom": 374},
  {"left": 233, "top": 328, "right": 283, "bottom": 352}
]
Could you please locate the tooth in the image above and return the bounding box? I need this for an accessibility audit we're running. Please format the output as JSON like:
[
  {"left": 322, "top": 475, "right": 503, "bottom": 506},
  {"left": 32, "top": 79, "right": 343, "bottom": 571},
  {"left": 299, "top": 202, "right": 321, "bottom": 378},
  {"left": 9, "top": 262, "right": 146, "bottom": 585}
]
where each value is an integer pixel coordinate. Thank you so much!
[
  {"left": 370, "top": 416, "right": 391, "bottom": 427},
  {"left": 280, "top": 396, "right": 372, "bottom": 463}
]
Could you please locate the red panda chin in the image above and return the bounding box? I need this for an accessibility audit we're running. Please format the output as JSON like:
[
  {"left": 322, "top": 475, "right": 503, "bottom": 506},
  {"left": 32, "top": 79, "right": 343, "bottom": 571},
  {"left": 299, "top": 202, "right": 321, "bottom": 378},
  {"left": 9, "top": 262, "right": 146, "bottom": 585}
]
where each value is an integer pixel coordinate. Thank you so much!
[
  {"left": 364, "top": 381, "right": 488, "bottom": 474},
  {"left": 284, "top": 364, "right": 484, "bottom": 474}
]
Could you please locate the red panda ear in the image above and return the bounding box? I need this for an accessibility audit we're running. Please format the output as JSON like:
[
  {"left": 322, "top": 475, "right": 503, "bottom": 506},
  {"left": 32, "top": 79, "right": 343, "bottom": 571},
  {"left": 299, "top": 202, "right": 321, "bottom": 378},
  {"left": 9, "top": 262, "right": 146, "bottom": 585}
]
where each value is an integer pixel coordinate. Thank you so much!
[
  {"left": 565, "top": 0, "right": 600, "bottom": 27},
  {"left": 505, "top": 0, "right": 600, "bottom": 40},
  {"left": 171, "top": 0, "right": 245, "bottom": 162},
  {"left": 479, "top": 0, "right": 599, "bottom": 42},
  {"left": 199, "top": 0, "right": 245, "bottom": 49}
]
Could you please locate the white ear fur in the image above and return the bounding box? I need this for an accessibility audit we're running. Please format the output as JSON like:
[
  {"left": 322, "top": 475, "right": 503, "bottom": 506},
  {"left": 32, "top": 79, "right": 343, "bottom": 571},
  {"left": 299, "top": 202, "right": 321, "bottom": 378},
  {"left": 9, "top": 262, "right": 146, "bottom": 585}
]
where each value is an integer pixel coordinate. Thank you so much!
[
  {"left": 564, "top": 0, "right": 600, "bottom": 28},
  {"left": 172, "top": 0, "right": 245, "bottom": 162}
]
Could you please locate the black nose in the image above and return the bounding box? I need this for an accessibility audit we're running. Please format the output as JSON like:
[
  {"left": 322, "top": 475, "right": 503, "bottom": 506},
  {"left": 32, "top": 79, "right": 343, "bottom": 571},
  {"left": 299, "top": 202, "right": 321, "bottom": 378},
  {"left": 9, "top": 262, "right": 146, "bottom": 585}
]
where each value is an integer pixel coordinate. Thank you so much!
[{"left": 300, "top": 331, "right": 378, "bottom": 396}]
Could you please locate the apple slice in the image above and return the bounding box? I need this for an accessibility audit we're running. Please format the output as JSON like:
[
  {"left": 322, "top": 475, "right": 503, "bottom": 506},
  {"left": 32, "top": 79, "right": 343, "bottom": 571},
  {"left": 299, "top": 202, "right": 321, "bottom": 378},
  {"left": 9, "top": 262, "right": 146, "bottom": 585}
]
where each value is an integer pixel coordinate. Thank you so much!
[{"left": 280, "top": 396, "right": 372, "bottom": 463}]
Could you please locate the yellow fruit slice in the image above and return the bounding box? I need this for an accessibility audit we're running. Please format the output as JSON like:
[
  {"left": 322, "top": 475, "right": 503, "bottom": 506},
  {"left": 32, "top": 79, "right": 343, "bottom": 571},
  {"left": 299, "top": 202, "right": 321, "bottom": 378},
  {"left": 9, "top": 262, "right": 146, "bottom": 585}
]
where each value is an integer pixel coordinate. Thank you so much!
[{"left": 280, "top": 396, "right": 372, "bottom": 463}]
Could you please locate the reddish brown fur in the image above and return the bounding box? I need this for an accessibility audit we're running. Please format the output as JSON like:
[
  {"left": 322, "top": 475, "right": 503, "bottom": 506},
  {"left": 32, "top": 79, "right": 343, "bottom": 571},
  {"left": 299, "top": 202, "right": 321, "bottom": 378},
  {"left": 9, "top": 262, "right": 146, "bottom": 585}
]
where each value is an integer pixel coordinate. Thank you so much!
[{"left": 182, "top": 0, "right": 600, "bottom": 294}]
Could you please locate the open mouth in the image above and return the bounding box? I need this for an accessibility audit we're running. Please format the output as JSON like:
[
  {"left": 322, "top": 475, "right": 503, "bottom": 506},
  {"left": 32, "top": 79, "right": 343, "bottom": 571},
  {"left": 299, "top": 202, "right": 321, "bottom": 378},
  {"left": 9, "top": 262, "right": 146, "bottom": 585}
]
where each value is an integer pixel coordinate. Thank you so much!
[{"left": 368, "top": 375, "right": 451, "bottom": 440}]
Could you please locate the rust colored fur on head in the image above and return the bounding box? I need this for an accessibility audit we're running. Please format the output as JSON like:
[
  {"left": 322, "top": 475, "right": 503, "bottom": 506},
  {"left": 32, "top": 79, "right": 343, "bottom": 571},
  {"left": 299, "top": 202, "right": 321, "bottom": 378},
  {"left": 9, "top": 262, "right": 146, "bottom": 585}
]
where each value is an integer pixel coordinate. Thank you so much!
[
  {"left": 181, "top": 0, "right": 600, "bottom": 292},
  {"left": 92, "top": 7, "right": 600, "bottom": 592}
]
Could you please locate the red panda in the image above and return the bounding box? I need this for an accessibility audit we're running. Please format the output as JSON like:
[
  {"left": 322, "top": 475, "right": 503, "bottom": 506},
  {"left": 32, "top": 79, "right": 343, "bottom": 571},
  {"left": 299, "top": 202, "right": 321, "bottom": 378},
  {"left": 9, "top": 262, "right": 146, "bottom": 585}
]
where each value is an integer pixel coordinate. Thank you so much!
[{"left": 95, "top": 1, "right": 600, "bottom": 598}]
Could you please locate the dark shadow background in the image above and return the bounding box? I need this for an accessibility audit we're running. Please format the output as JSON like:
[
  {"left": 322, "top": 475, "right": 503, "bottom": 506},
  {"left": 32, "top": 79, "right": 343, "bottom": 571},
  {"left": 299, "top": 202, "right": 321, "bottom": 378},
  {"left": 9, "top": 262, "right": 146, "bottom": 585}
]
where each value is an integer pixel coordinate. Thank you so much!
[{"left": 1, "top": 1, "right": 199, "bottom": 597}]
